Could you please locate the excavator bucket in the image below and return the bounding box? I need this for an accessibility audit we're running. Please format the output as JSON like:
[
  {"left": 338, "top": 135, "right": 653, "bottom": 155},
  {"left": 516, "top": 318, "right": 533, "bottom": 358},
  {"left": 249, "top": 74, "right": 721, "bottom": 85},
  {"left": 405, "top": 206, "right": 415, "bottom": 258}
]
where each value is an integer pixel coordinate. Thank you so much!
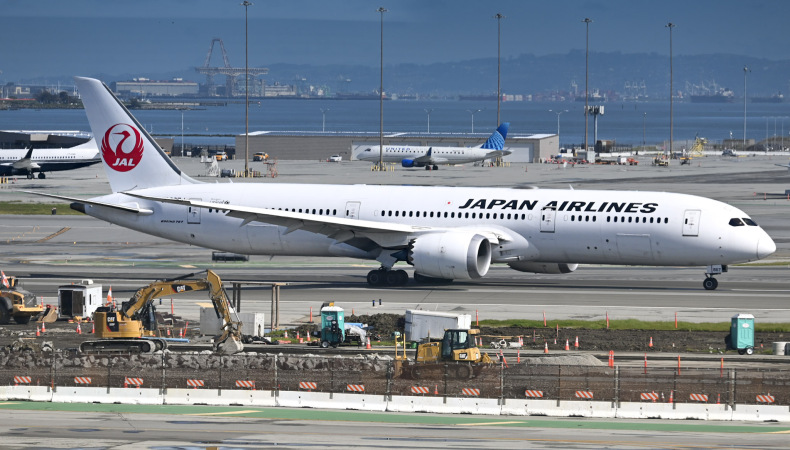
[
  {"left": 39, "top": 305, "right": 58, "bottom": 323},
  {"left": 215, "top": 336, "right": 244, "bottom": 355}
]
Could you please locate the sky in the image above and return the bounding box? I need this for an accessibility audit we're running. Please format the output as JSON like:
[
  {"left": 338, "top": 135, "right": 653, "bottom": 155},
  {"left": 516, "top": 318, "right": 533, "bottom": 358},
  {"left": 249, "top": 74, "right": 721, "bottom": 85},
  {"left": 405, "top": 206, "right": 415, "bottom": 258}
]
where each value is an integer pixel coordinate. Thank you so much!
[{"left": 2, "top": 0, "right": 788, "bottom": 82}]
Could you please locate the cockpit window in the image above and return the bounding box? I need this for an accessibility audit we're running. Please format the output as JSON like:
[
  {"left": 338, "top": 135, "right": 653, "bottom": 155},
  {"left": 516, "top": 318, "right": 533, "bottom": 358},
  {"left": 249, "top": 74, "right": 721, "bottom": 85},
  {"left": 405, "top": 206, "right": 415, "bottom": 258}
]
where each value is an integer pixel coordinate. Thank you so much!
[
  {"left": 729, "top": 218, "right": 744, "bottom": 227},
  {"left": 742, "top": 218, "right": 758, "bottom": 226}
]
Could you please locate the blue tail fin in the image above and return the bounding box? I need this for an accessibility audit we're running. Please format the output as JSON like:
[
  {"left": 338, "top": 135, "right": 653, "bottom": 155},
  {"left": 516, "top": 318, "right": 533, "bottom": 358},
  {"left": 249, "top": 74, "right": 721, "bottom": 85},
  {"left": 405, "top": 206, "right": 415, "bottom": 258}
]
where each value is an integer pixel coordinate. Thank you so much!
[{"left": 480, "top": 123, "right": 509, "bottom": 150}]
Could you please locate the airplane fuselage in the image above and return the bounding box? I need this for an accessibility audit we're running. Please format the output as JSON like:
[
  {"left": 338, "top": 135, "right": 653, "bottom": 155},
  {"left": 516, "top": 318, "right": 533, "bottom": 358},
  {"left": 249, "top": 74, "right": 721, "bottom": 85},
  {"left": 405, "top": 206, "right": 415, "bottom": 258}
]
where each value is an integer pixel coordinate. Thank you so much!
[
  {"left": 83, "top": 184, "right": 771, "bottom": 268},
  {"left": 357, "top": 145, "right": 496, "bottom": 165},
  {"left": 0, "top": 144, "right": 101, "bottom": 176}
]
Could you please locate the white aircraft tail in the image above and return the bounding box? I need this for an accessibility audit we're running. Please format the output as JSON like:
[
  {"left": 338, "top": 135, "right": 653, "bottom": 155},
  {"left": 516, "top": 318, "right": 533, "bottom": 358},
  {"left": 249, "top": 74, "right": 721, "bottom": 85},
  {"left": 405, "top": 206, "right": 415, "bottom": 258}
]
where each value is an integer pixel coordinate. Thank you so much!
[{"left": 74, "top": 76, "right": 197, "bottom": 193}]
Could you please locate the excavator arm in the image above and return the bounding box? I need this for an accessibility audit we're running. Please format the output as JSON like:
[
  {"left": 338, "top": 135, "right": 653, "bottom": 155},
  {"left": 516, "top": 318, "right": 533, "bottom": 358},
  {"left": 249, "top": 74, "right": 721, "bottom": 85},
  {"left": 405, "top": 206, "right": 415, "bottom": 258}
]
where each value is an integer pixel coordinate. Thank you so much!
[{"left": 204, "top": 270, "right": 244, "bottom": 354}]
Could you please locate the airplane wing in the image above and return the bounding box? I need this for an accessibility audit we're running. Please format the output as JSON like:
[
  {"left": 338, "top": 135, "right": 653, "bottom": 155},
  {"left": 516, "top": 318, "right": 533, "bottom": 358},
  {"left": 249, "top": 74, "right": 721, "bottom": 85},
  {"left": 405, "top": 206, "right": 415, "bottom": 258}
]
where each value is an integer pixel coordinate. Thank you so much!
[
  {"left": 19, "top": 191, "right": 154, "bottom": 214},
  {"left": 124, "top": 193, "right": 513, "bottom": 248},
  {"left": 410, "top": 148, "right": 448, "bottom": 165}
]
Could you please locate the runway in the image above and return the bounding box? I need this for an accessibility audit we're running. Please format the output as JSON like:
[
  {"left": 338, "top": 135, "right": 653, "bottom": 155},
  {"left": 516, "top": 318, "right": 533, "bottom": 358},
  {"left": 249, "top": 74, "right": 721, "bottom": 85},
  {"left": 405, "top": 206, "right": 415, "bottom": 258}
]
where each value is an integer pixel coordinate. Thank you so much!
[{"left": 1, "top": 402, "right": 789, "bottom": 449}]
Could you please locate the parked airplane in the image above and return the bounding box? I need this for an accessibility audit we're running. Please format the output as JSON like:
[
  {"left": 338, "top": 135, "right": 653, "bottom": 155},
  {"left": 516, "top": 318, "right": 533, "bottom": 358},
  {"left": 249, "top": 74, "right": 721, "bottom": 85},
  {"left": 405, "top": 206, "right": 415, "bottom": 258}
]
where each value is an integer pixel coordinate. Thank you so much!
[
  {"left": 356, "top": 123, "right": 511, "bottom": 169},
  {"left": 0, "top": 139, "right": 101, "bottom": 179},
  {"left": 28, "top": 77, "right": 776, "bottom": 290}
]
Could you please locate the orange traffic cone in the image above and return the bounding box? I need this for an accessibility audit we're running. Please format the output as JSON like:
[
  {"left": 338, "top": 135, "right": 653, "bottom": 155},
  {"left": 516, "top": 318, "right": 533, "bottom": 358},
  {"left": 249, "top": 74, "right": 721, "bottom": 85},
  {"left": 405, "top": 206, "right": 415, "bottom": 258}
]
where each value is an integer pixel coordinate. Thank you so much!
[
  {"left": 668, "top": 390, "right": 674, "bottom": 404},
  {"left": 544, "top": 342, "right": 549, "bottom": 354},
  {"left": 76, "top": 323, "right": 81, "bottom": 334},
  {"left": 366, "top": 336, "right": 372, "bottom": 349},
  {"left": 574, "top": 336, "right": 579, "bottom": 348},
  {"left": 649, "top": 336, "right": 654, "bottom": 348},
  {"left": 434, "top": 384, "right": 439, "bottom": 395},
  {"left": 565, "top": 339, "right": 570, "bottom": 351},
  {"left": 284, "top": 331, "right": 288, "bottom": 339},
  {"left": 36, "top": 325, "right": 40, "bottom": 337},
  {"left": 41, "top": 321, "right": 46, "bottom": 333},
  {"left": 517, "top": 349, "right": 521, "bottom": 363},
  {"left": 91, "top": 322, "right": 95, "bottom": 334},
  {"left": 296, "top": 331, "right": 300, "bottom": 341}
]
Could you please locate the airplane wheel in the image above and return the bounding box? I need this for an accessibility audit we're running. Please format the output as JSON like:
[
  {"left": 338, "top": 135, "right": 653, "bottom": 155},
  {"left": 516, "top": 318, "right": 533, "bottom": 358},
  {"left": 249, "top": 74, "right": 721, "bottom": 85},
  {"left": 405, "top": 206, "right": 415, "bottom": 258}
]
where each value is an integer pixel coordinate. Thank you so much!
[
  {"left": 425, "top": 166, "right": 431, "bottom": 171},
  {"left": 367, "top": 269, "right": 386, "bottom": 286},
  {"left": 26, "top": 173, "right": 33, "bottom": 179},
  {"left": 386, "top": 270, "right": 409, "bottom": 286},
  {"left": 702, "top": 277, "right": 718, "bottom": 290},
  {"left": 38, "top": 173, "right": 46, "bottom": 179},
  {"left": 432, "top": 165, "right": 439, "bottom": 170}
]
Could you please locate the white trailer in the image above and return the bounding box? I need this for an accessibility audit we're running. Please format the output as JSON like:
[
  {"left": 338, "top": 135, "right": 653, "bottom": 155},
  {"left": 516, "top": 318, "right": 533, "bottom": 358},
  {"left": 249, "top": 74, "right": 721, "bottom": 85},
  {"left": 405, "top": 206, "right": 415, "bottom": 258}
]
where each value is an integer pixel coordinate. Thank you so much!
[
  {"left": 58, "top": 280, "right": 103, "bottom": 320},
  {"left": 404, "top": 310, "right": 472, "bottom": 342}
]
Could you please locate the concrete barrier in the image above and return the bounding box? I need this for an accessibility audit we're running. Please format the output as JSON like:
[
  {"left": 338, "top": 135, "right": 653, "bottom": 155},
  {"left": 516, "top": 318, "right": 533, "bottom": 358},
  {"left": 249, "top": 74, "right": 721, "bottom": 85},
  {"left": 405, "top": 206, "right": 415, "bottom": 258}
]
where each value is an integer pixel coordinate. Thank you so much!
[{"left": 3, "top": 385, "right": 790, "bottom": 422}]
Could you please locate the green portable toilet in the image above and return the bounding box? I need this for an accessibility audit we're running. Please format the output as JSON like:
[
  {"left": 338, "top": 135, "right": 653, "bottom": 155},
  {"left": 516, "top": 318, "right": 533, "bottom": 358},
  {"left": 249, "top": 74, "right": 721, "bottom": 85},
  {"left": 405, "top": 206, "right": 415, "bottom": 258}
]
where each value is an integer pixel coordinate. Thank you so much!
[
  {"left": 320, "top": 303, "right": 345, "bottom": 348},
  {"left": 730, "top": 314, "right": 755, "bottom": 355}
]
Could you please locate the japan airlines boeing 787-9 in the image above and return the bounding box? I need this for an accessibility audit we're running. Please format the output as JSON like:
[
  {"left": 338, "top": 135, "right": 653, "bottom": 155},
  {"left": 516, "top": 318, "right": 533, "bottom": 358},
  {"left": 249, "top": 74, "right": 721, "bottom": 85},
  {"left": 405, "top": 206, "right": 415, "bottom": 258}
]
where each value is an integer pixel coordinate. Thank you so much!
[{"left": 29, "top": 77, "right": 776, "bottom": 290}]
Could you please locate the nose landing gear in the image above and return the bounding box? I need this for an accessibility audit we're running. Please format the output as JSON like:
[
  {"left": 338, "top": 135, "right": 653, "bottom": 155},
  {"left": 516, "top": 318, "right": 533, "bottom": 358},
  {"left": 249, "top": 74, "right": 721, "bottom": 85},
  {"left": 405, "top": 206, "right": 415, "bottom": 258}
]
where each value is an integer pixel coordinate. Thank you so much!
[{"left": 703, "top": 265, "right": 727, "bottom": 290}]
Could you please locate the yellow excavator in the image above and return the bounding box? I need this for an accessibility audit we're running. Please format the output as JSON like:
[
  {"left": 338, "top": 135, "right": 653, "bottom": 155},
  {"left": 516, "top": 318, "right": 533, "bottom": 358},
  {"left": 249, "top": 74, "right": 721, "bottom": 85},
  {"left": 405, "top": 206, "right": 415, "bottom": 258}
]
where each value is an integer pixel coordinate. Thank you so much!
[
  {"left": 80, "top": 270, "right": 243, "bottom": 355},
  {"left": 409, "top": 328, "right": 493, "bottom": 379},
  {"left": 0, "top": 275, "right": 44, "bottom": 325}
]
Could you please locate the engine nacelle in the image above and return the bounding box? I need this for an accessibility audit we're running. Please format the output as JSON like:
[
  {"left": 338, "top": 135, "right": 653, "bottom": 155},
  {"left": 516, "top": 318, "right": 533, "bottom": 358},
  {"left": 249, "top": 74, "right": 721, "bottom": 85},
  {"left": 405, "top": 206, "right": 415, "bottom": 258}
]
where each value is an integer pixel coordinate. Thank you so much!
[
  {"left": 507, "top": 261, "right": 578, "bottom": 274},
  {"left": 401, "top": 159, "right": 416, "bottom": 168},
  {"left": 409, "top": 232, "right": 491, "bottom": 280}
]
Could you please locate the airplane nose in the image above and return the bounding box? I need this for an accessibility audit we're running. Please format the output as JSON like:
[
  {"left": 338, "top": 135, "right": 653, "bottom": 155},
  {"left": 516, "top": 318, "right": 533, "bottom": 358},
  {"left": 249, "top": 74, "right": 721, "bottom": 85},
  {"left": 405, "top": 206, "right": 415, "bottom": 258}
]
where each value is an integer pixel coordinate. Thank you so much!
[{"left": 757, "top": 237, "right": 776, "bottom": 259}]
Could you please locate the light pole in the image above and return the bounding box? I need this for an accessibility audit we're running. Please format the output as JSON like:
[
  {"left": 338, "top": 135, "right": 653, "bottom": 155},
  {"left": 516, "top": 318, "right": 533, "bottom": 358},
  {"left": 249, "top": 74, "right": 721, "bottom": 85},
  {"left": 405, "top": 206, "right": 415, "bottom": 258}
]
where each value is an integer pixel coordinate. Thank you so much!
[
  {"left": 549, "top": 109, "right": 567, "bottom": 138},
  {"left": 424, "top": 108, "right": 433, "bottom": 134},
  {"left": 467, "top": 109, "right": 481, "bottom": 133},
  {"left": 494, "top": 13, "right": 505, "bottom": 126},
  {"left": 181, "top": 112, "right": 184, "bottom": 157},
  {"left": 582, "top": 18, "right": 592, "bottom": 150},
  {"left": 643, "top": 112, "right": 647, "bottom": 148},
  {"left": 241, "top": 0, "right": 252, "bottom": 177},
  {"left": 377, "top": 6, "right": 387, "bottom": 171},
  {"left": 320, "top": 108, "right": 329, "bottom": 132},
  {"left": 666, "top": 22, "right": 675, "bottom": 157},
  {"left": 743, "top": 65, "right": 750, "bottom": 151}
]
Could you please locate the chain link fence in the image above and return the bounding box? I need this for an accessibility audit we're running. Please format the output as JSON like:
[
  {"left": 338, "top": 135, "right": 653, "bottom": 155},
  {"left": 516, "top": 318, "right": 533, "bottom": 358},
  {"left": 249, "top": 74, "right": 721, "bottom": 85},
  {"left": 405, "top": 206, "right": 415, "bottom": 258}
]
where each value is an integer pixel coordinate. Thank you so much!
[{"left": 1, "top": 350, "right": 788, "bottom": 406}]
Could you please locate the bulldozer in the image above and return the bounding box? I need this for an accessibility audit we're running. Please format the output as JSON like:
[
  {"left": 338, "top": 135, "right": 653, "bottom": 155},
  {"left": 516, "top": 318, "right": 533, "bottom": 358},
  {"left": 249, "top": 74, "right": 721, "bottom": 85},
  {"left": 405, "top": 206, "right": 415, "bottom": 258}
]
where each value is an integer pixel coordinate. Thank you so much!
[
  {"left": 0, "top": 275, "right": 44, "bottom": 325},
  {"left": 408, "top": 328, "right": 493, "bottom": 379},
  {"left": 80, "top": 270, "right": 243, "bottom": 355}
]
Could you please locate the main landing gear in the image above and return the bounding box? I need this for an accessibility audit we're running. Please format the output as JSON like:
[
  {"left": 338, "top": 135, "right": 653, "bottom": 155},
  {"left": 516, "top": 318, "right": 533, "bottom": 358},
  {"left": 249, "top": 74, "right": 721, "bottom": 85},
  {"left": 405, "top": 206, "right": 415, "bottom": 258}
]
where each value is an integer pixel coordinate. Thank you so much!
[
  {"left": 424, "top": 165, "right": 439, "bottom": 171},
  {"left": 703, "top": 264, "right": 727, "bottom": 291},
  {"left": 367, "top": 268, "right": 409, "bottom": 286}
]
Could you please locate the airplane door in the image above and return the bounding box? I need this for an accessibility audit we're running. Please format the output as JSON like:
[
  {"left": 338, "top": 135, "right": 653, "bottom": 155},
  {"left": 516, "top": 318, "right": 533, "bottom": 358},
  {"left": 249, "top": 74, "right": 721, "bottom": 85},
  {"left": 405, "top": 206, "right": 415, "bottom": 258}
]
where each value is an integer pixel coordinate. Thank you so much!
[
  {"left": 345, "top": 201, "right": 361, "bottom": 219},
  {"left": 187, "top": 198, "right": 201, "bottom": 224},
  {"left": 540, "top": 207, "right": 556, "bottom": 233},
  {"left": 682, "top": 210, "right": 701, "bottom": 236}
]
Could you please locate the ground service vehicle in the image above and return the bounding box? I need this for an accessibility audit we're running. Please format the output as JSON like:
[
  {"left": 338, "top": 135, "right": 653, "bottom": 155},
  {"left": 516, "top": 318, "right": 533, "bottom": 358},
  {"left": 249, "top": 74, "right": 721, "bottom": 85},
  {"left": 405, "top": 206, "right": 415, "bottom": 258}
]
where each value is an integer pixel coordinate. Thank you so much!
[
  {"left": 0, "top": 276, "right": 44, "bottom": 325},
  {"left": 80, "top": 270, "right": 243, "bottom": 354},
  {"left": 215, "top": 151, "right": 228, "bottom": 161},
  {"left": 253, "top": 152, "right": 269, "bottom": 161},
  {"left": 410, "top": 328, "right": 493, "bottom": 378}
]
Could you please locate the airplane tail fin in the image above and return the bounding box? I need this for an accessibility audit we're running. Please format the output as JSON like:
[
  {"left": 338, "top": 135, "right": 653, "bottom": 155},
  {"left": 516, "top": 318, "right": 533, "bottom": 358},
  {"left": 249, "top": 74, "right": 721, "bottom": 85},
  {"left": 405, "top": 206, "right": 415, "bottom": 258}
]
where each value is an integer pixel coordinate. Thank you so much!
[
  {"left": 74, "top": 76, "right": 197, "bottom": 193},
  {"left": 480, "top": 122, "right": 509, "bottom": 150}
]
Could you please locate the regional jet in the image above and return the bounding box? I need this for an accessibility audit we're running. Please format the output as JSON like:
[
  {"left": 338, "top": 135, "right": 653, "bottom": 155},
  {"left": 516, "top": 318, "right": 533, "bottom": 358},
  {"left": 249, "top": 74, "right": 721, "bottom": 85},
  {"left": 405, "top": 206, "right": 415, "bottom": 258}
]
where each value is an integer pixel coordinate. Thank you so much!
[
  {"left": 28, "top": 77, "right": 776, "bottom": 290},
  {"left": 0, "top": 139, "right": 101, "bottom": 179},
  {"left": 356, "top": 123, "right": 511, "bottom": 170}
]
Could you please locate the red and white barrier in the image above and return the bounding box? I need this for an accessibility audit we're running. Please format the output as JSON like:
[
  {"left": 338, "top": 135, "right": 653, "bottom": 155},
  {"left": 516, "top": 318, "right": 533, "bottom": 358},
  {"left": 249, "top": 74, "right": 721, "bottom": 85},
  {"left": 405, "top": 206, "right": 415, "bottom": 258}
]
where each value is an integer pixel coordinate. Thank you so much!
[
  {"left": 524, "top": 390, "right": 544, "bottom": 398},
  {"left": 346, "top": 384, "right": 365, "bottom": 392},
  {"left": 689, "top": 393, "right": 709, "bottom": 402},
  {"left": 298, "top": 381, "right": 317, "bottom": 390},
  {"left": 461, "top": 388, "right": 481, "bottom": 396},
  {"left": 186, "top": 379, "right": 205, "bottom": 388},
  {"left": 575, "top": 390, "right": 594, "bottom": 399},
  {"left": 124, "top": 377, "right": 143, "bottom": 388},
  {"left": 74, "top": 377, "right": 92, "bottom": 385},
  {"left": 235, "top": 380, "right": 256, "bottom": 389},
  {"left": 13, "top": 376, "right": 31, "bottom": 385},
  {"left": 756, "top": 394, "right": 775, "bottom": 404},
  {"left": 410, "top": 386, "right": 430, "bottom": 394},
  {"left": 640, "top": 392, "right": 659, "bottom": 402}
]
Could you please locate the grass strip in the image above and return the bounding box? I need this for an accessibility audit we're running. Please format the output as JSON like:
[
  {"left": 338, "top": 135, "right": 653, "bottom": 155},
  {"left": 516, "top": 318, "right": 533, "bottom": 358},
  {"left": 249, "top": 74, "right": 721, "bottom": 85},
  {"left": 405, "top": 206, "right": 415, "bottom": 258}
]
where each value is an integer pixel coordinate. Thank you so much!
[
  {"left": 478, "top": 318, "right": 790, "bottom": 333},
  {"left": 0, "top": 202, "right": 82, "bottom": 215}
]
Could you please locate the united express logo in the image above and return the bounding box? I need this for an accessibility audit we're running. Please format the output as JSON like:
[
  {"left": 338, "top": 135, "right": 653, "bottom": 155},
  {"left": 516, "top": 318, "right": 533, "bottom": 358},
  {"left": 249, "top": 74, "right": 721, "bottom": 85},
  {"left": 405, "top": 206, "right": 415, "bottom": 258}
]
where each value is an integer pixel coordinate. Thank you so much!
[{"left": 101, "top": 123, "right": 144, "bottom": 172}]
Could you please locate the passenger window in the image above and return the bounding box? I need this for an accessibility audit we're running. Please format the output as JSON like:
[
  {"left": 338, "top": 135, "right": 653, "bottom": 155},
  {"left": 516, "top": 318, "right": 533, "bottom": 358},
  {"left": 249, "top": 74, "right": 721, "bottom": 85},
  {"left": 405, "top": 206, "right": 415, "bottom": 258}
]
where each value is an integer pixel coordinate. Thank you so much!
[{"left": 664, "top": 218, "right": 669, "bottom": 224}]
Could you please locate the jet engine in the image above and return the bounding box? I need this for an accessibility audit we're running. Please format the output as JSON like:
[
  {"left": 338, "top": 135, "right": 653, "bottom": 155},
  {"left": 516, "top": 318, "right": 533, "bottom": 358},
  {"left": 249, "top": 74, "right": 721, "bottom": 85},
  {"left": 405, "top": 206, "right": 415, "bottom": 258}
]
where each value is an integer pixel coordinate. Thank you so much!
[
  {"left": 408, "top": 232, "right": 491, "bottom": 280},
  {"left": 507, "top": 261, "right": 578, "bottom": 274},
  {"left": 401, "top": 159, "right": 417, "bottom": 168}
]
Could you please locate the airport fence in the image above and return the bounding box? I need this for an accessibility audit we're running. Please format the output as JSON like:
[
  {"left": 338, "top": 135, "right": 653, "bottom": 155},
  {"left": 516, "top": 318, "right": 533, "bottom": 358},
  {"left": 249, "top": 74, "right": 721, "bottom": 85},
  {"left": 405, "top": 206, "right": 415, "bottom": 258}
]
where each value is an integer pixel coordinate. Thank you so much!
[{"left": 0, "top": 350, "right": 788, "bottom": 406}]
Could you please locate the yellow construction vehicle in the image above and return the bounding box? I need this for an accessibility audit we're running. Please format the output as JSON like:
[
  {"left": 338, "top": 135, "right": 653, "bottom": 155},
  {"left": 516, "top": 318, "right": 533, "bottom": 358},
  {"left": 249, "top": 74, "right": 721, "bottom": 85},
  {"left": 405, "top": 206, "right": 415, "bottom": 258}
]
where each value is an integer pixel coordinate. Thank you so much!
[
  {"left": 0, "top": 276, "right": 44, "bottom": 325},
  {"left": 409, "top": 328, "right": 493, "bottom": 378},
  {"left": 81, "top": 270, "right": 243, "bottom": 354}
]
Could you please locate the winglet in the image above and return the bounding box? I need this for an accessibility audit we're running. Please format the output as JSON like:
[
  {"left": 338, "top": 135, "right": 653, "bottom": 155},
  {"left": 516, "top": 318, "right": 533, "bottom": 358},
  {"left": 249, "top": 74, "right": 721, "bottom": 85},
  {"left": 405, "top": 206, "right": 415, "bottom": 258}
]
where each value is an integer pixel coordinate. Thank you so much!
[{"left": 480, "top": 122, "right": 509, "bottom": 150}]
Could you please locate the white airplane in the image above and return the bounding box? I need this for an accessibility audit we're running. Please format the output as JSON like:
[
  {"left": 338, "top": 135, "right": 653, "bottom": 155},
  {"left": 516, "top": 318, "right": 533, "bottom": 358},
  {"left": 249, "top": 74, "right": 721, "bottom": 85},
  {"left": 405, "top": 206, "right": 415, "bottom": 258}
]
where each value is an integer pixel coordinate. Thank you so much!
[
  {"left": 0, "top": 140, "right": 101, "bottom": 179},
  {"left": 28, "top": 77, "right": 776, "bottom": 290},
  {"left": 356, "top": 123, "right": 511, "bottom": 170}
]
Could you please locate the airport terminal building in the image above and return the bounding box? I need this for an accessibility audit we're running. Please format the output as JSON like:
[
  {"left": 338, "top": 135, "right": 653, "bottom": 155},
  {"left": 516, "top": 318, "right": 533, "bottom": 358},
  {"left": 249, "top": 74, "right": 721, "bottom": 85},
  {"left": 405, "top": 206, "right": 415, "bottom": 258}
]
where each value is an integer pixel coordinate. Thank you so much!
[{"left": 233, "top": 132, "right": 558, "bottom": 163}]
